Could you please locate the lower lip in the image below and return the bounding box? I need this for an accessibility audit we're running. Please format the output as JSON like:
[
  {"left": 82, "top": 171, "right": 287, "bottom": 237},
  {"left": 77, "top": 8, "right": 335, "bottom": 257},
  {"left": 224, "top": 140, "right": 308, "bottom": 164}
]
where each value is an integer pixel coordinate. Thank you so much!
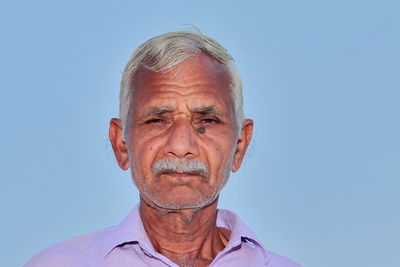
[{"left": 161, "top": 172, "right": 199, "bottom": 179}]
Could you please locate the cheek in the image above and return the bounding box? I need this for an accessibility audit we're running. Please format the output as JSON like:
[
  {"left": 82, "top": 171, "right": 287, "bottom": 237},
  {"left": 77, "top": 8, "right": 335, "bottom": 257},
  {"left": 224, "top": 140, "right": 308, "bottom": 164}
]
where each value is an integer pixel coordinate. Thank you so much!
[
  {"left": 205, "top": 125, "right": 236, "bottom": 150},
  {"left": 201, "top": 132, "right": 236, "bottom": 170},
  {"left": 138, "top": 140, "right": 157, "bottom": 161},
  {"left": 131, "top": 132, "right": 163, "bottom": 171}
]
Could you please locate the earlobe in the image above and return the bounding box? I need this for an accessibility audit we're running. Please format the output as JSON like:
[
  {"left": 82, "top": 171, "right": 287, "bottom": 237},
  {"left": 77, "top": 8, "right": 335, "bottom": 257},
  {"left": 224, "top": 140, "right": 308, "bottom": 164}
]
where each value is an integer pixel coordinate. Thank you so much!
[
  {"left": 109, "top": 118, "right": 130, "bottom": 170},
  {"left": 231, "top": 119, "right": 254, "bottom": 173}
]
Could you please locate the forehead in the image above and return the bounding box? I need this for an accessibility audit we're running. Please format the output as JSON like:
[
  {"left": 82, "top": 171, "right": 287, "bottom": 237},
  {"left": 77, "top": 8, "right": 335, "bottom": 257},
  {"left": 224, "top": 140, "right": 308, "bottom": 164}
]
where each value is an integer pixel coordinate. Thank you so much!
[{"left": 130, "top": 54, "right": 233, "bottom": 113}]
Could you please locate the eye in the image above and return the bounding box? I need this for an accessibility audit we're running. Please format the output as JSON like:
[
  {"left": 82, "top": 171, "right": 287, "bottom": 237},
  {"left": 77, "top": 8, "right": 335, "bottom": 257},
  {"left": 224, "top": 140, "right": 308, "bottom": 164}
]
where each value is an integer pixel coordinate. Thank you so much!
[
  {"left": 200, "top": 117, "right": 220, "bottom": 124},
  {"left": 145, "top": 118, "right": 164, "bottom": 124}
]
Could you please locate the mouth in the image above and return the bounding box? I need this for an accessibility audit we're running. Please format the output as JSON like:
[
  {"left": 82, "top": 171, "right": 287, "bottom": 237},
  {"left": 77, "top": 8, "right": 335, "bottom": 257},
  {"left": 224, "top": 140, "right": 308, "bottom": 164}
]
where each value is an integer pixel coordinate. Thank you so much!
[
  {"left": 152, "top": 159, "right": 210, "bottom": 181},
  {"left": 160, "top": 171, "right": 203, "bottom": 178}
]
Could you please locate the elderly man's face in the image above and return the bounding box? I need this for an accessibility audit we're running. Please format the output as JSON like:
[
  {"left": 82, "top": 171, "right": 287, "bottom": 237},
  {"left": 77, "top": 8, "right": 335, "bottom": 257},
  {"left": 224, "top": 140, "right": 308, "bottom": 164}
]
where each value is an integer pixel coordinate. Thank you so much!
[{"left": 110, "top": 54, "right": 253, "bottom": 210}]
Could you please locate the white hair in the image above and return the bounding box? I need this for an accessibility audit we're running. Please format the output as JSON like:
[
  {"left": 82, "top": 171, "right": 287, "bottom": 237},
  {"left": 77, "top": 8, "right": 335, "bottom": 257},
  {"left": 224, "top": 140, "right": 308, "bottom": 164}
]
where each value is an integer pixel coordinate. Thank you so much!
[{"left": 119, "top": 30, "right": 245, "bottom": 139}]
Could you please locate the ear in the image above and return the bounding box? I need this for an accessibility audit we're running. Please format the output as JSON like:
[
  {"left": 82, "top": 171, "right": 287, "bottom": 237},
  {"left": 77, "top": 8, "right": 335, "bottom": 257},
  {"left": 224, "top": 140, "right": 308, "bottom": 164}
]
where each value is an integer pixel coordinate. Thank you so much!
[
  {"left": 231, "top": 119, "right": 254, "bottom": 172},
  {"left": 109, "top": 118, "right": 130, "bottom": 170}
]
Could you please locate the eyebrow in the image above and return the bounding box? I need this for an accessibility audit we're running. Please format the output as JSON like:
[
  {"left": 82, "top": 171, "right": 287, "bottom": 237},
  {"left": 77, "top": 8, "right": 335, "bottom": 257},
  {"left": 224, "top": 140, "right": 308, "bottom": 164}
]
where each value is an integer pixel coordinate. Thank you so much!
[
  {"left": 192, "top": 106, "right": 222, "bottom": 116},
  {"left": 143, "top": 106, "right": 174, "bottom": 117}
]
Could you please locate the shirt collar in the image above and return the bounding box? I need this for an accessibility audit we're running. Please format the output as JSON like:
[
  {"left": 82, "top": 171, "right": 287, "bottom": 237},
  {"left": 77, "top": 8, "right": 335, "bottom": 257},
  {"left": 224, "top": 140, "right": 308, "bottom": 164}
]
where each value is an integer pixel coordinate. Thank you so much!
[
  {"left": 100, "top": 205, "right": 153, "bottom": 257},
  {"left": 216, "top": 208, "right": 269, "bottom": 264},
  {"left": 101, "top": 205, "right": 269, "bottom": 264}
]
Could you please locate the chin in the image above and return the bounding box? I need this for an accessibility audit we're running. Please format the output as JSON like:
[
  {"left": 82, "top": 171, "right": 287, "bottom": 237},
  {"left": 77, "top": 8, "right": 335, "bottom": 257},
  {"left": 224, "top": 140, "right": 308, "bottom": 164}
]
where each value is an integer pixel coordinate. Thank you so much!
[{"left": 143, "top": 190, "right": 219, "bottom": 211}]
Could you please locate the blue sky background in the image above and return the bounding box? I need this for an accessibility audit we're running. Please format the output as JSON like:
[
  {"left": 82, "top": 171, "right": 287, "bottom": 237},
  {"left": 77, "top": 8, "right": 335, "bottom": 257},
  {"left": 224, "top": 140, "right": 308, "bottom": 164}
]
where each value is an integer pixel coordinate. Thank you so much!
[{"left": 1, "top": 1, "right": 399, "bottom": 266}]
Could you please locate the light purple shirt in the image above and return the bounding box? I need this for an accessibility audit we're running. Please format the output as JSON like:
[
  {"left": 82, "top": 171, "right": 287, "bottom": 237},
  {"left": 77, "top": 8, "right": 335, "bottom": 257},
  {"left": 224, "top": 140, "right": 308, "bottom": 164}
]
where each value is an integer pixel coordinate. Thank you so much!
[{"left": 25, "top": 205, "right": 301, "bottom": 267}]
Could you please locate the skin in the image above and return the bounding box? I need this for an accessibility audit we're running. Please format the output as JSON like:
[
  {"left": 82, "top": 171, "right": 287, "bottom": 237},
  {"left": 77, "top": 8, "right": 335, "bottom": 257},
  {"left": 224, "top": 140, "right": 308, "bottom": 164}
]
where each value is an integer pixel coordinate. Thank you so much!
[{"left": 109, "top": 54, "right": 253, "bottom": 266}]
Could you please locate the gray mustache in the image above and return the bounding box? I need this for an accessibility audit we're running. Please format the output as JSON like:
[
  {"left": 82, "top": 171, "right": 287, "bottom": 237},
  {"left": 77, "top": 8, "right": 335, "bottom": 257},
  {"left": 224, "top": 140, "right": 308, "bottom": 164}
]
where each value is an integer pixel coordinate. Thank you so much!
[{"left": 152, "top": 159, "right": 210, "bottom": 176}]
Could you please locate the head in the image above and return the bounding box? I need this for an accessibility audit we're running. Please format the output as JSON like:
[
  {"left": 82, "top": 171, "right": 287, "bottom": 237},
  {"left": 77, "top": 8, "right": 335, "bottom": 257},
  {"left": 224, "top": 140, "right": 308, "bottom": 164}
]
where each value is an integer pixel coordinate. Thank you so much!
[
  {"left": 119, "top": 30, "right": 245, "bottom": 140},
  {"left": 109, "top": 30, "right": 253, "bottom": 211}
]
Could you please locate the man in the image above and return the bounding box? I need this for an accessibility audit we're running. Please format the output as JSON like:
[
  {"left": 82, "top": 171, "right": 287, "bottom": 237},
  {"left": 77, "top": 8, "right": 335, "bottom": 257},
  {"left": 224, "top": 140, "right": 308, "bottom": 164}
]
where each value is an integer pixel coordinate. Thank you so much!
[{"left": 25, "top": 30, "right": 301, "bottom": 267}]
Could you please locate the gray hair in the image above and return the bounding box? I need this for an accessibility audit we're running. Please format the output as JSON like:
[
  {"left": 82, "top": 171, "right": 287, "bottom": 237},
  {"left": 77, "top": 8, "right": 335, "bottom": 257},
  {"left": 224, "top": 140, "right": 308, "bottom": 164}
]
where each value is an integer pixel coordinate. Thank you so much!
[{"left": 119, "top": 30, "right": 245, "bottom": 139}]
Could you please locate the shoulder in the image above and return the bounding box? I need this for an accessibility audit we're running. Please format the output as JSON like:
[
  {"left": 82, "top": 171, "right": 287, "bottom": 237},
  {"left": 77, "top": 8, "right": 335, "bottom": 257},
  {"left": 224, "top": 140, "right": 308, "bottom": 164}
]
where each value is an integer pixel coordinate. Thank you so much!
[
  {"left": 24, "top": 226, "right": 116, "bottom": 267},
  {"left": 216, "top": 209, "right": 302, "bottom": 267},
  {"left": 266, "top": 250, "right": 302, "bottom": 267}
]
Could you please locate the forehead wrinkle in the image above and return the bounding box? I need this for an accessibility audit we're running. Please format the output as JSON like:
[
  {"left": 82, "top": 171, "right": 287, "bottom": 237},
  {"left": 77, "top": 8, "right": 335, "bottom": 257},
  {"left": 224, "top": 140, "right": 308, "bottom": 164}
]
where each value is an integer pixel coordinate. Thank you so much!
[{"left": 151, "top": 84, "right": 222, "bottom": 94}]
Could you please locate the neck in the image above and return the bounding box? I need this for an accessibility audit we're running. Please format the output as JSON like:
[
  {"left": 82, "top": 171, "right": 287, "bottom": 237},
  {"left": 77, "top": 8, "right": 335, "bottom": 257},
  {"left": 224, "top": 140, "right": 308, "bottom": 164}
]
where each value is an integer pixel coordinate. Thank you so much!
[{"left": 139, "top": 198, "right": 230, "bottom": 267}]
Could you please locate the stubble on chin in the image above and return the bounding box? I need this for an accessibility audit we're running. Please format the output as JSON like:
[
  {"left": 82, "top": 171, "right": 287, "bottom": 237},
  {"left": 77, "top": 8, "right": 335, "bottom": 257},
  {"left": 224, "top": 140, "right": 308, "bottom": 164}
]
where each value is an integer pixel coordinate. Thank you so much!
[{"left": 128, "top": 151, "right": 234, "bottom": 213}]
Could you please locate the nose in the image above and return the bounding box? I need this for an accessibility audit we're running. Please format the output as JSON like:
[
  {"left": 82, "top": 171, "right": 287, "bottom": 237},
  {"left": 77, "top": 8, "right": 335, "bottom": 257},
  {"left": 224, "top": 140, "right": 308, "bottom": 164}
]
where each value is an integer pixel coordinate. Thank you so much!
[{"left": 163, "top": 118, "right": 199, "bottom": 159}]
